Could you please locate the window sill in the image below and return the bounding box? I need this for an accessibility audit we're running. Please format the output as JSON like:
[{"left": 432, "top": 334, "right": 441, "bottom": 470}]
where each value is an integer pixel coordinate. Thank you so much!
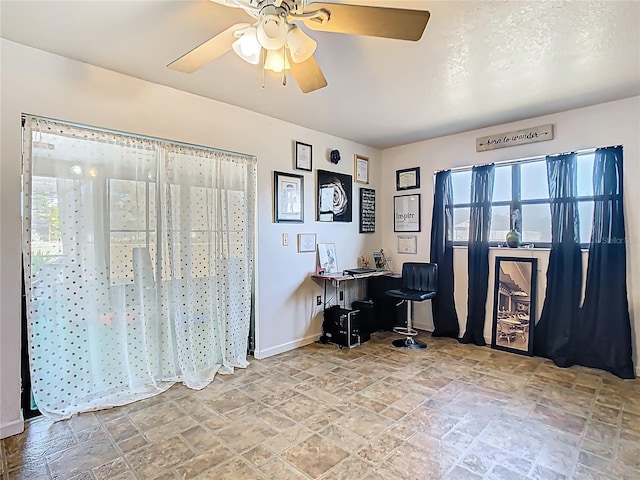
[{"left": 452, "top": 245, "right": 590, "bottom": 252}]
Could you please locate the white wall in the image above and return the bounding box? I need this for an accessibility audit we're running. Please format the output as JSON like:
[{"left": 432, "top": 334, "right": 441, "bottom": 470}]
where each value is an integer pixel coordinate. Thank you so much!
[
  {"left": 381, "top": 96, "right": 640, "bottom": 374},
  {"left": 0, "top": 40, "right": 382, "bottom": 438}
]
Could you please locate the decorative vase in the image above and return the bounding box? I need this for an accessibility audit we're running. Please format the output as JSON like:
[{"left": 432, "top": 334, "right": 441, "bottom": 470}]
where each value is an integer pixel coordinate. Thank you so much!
[{"left": 506, "top": 230, "right": 522, "bottom": 248}]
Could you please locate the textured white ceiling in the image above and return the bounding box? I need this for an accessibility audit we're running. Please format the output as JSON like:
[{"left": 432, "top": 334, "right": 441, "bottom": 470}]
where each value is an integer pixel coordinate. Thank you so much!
[{"left": 1, "top": 0, "right": 639, "bottom": 149}]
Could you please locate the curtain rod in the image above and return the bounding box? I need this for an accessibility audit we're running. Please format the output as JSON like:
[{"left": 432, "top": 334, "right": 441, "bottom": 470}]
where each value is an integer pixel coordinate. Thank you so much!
[
  {"left": 434, "top": 144, "right": 622, "bottom": 174},
  {"left": 22, "top": 114, "right": 257, "bottom": 161}
]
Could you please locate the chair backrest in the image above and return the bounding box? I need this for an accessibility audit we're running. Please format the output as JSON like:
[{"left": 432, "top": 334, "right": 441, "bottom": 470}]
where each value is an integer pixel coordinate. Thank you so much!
[{"left": 402, "top": 262, "right": 438, "bottom": 293}]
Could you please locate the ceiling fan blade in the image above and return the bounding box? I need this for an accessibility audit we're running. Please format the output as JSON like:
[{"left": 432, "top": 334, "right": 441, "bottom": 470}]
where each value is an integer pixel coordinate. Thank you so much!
[
  {"left": 288, "top": 52, "right": 328, "bottom": 93},
  {"left": 302, "top": 3, "right": 429, "bottom": 41},
  {"left": 167, "top": 23, "right": 250, "bottom": 73}
]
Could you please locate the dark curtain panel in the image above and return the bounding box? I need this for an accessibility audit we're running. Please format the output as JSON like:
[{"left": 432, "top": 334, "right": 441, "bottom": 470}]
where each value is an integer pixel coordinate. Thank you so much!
[
  {"left": 430, "top": 170, "right": 460, "bottom": 338},
  {"left": 533, "top": 153, "right": 582, "bottom": 367},
  {"left": 460, "top": 164, "right": 494, "bottom": 346},
  {"left": 576, "top": 146, "right": 634, "bottom": 379}
]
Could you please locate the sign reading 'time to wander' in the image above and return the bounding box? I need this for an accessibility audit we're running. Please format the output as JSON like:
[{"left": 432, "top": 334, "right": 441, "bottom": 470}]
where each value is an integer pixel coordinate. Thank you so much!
[{"left": 476, "top": 124, "right": 554, "bottom": 152}]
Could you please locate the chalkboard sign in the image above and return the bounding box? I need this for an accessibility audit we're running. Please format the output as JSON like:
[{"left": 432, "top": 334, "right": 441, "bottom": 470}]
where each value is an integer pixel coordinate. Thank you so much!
[{"left": 359, "top": 188, "right": 376, "bottom": 233}]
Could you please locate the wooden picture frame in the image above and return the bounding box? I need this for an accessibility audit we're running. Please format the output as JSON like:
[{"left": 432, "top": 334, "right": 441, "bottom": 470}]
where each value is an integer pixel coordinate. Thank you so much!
[
  {"left": 354, "top": 154, "right": 369, "bottom": 184},
  {"left": 295, "top": 141, "right": 312, "bottom": 171},
  {"left": 396, "top": 166, "right": 420, "bottom": 191},
  {"left": 491, "top": 257, "right": 537, "bottom": 356},
  {"left": 393, "top": 194, "right": 421, "bottom": 232},
  {"left": 274, "top": 171, "right": 304, "bottom": 223}
]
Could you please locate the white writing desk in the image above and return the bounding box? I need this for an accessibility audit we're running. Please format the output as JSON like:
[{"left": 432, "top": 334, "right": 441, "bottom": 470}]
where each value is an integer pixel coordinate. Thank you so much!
[{"left": 311, "top": 270, "right": 394, "bottom": 309}]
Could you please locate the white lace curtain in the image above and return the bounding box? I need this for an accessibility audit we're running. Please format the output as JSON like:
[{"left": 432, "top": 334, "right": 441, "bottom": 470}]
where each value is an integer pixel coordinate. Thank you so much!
[{"left": 22, "top": 116, "right": 256, "bottom": 420}]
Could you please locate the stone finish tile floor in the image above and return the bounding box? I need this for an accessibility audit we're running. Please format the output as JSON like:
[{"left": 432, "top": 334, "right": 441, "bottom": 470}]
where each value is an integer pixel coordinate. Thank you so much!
[{"left": 2, "top": 333, "right": 640, "bottom": 480}]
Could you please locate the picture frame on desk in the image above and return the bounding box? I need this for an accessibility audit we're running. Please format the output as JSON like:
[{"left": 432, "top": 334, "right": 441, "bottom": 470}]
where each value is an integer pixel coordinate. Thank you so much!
[
  {"left": 274, "top": 171, "right": 304, "bottom": 223},
  {"left": 317, "top": 243, "right": 338, "bottom": 274}
]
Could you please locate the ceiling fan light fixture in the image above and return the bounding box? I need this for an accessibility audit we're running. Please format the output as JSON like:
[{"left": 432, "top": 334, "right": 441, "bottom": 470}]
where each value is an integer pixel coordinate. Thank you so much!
[
  {"left": 287, "top": 25, "right": 317, "bottom": 63},
  {"left": 264, "top": 48, "right": 290, "bottom": 73},
  {"left": 257, "top": 13, "right": 287, "bottom": 50},
  {"left": 232, "top": 27, "right": 261, "bottom": 64}
]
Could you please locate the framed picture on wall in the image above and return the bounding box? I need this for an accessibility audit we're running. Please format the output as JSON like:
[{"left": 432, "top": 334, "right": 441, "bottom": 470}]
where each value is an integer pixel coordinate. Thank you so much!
[
  {"left": 393, "top": 194, "right": 421, "bottom": 232},
  {"left": 295, "top": 141, "right": 312, "bottom": 171},
  {"left": 491, "top": 257, "right": 537, "bottom": 356},
  {"left": 317, "top": 170, "right": 352, "bottom": 222},
  {"left": 274, "top": 171, "right": 304, "bottom": 223},
  {"left": 359, "top": 188, "right": 375, "bottom": 233},
  {"left": 396, "top": 167, "right": 420, "bottom": 190},
  {"left": 354, "top": 154, "right": 369, "bottom": 184},
  {"left": 397, "top": 235, "right": 417, "bottom": 254},
  {"left": 298, "top": 233, "right": 316, "bottom": 253}
]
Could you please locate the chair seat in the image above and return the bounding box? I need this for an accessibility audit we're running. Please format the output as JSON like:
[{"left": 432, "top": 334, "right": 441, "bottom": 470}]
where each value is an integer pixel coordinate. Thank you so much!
[{"left": 385, "top": 289, "right": 436, "bottom": 302}]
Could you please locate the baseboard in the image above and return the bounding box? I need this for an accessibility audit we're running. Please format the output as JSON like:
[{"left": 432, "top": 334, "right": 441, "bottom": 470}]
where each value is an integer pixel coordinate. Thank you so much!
[
  {"left": 1, "top": 415, "right": 24, "bottom": 439},
  {"left": 253, "top": 332, "right": 320, "bottom": 359},
  {"left": 413, "top": 320, "right": 432, "bottom": 333}
]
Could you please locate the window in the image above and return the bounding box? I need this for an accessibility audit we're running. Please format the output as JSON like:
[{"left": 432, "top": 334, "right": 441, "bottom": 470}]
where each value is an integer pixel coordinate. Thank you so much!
[{"left": 450, "top": 152, "right": 596, "bottom": 247}]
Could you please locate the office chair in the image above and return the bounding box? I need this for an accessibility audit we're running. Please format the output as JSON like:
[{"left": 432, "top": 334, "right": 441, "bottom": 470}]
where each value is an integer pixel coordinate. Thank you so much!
[{"left": 385, "top": 262, "right": 438, "bottom": 349}]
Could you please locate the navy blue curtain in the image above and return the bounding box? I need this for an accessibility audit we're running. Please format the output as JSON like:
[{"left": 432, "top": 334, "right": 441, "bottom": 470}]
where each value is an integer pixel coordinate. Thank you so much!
[
  {"left": 534, "top": 153, "right": 582, "bottom": 367},
  {"left": 575, "top": 146, "right": 634, "bottom": 379},
  {"left": 430, "top": 170, "right": 460, "bottom": 338},
  {"left": 460, "top": 164, "right": 494, "bottom": 346}
]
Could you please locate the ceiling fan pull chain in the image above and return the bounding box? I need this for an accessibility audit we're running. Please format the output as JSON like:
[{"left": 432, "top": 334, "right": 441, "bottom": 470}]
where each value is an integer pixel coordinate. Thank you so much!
[{"left": 282, "top": 45, "right": 287, "bottom": 86}]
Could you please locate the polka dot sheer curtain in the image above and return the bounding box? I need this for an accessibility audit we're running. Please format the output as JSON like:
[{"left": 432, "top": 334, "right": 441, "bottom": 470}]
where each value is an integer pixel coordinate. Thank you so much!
[{"left": 22, "top": 116, "right": 256, "bottom": 420}]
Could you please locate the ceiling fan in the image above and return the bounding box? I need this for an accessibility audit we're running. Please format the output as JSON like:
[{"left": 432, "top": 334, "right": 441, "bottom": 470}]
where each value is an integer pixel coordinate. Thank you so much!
[{"left": 167, "top": 0, "right": 430, "bottom": 93}]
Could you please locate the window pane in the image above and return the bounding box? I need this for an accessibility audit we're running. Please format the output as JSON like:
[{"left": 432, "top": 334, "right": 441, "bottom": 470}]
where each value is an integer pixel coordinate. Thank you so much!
[
  {"left": 453, "top": 207, "right": 469, "bottom": 241},
  {"left": 31, "top": 176, "right": 64, "bottom": 276},
  {"left": 451, "top": 170, "right": 471, "bottom": 205},
  {"left": 109, "top": 179, "right": 147, "bottom": 231},
  {"left": 493, "top": 166, "right": 512, "bottom": 202},
  {"left": 521, "top": 204, "right": 551, "bottom": 244},
  {"left": 110, "top": 232, "right": 148, "bottom": 285},
  {"left": 521, "top": 161, "right": 549, "bottom": 200},
  {"left": 577, "top": 153, "right": 595, "bottom": 197},
  {"left": 578, "top": 201, "right": 594, "bottom": 244},
  {"left": 489, "top": 205, "right": 510, "bottom": 242}
]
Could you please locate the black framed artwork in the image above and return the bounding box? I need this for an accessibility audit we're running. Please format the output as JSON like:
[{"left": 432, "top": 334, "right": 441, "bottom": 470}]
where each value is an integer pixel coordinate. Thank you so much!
[
  {"left": 396, "top": 166, "right": 420, "bottom": 190},
  {"left": 393, "top": 194, "right": 421, "bottom": 232},
  {"left": 274, "top": 171, "right": 304, "bottom": 223},
  {"left": 491, "top": 257, "right": 537, "bottom": 356},
  {"left": 317, "top": 169, "right": 352, "bottom": 222},
  {"left": 295, "top": 141, "right": 312, "bottom": 171},
  {"left": 359, "top": 188, "right": 375, "bottom": 233}
]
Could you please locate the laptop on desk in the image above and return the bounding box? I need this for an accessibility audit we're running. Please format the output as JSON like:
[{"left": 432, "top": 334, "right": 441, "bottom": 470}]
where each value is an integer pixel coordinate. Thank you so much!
[{"left": 343, "top": 268, "right": 377, "bottom": 275}]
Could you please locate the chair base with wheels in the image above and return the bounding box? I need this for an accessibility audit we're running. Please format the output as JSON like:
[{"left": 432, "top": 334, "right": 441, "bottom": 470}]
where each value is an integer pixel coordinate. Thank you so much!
[{"left": 386, "top": 262, "right": 438, "bottom": 350}]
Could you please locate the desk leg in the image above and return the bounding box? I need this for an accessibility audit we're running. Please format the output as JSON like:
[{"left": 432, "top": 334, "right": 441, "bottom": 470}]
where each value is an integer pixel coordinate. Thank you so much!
[{"left": 323, "top": 280, "right": 327, "bottom": 309}]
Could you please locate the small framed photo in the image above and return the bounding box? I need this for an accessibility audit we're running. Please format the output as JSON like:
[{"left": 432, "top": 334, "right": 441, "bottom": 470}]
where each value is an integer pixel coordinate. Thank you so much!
[
  {"left": 396, "top": 166, "right": 420, "bottom": 191},
  {"left": 298, "top": 233, "right": 316, "bottom": 253},
  {"left": 354, "top": 154, "right": 369, "bottom": 184},
  {"left": 394, "top": 194, "right": 421, "bottom": 232},
  {"left": 295, "top": 141, "right": 312, "bottom": 171},
  {"left": 274, "top": 171, "right": 304, "bottom": 223},
  {"left": 397, "top": 235, "right": 417, "bottom": 254}
]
